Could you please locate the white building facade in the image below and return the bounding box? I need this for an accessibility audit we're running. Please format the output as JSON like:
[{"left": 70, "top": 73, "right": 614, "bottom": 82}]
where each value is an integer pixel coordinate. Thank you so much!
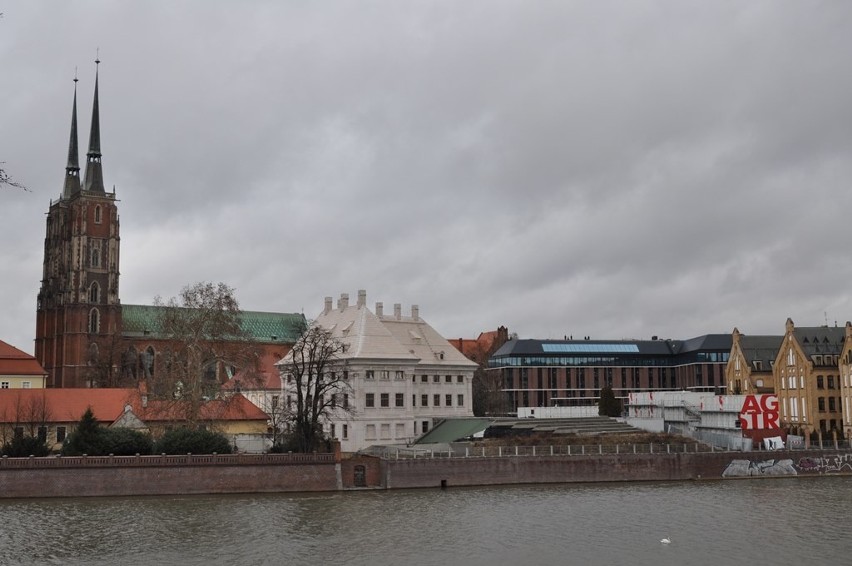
[{"left": 281, "top": 291, "right": 477, "bottom": 453}]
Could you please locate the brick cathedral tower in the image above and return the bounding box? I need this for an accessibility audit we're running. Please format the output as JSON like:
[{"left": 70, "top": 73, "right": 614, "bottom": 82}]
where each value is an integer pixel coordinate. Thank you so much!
[{"left": 35, "top": 61, "right": 122, "bottom": 388}]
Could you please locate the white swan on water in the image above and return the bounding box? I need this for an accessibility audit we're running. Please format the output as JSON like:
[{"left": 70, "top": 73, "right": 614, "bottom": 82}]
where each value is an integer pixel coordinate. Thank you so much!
[{"left": 660, "top": 538, "right": 671, "bottom": 544}]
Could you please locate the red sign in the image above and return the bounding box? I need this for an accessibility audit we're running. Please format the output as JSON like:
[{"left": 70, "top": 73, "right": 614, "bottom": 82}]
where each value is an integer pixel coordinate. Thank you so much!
[{"left": 739, "top": 394, "right": 779, "bottom": 430}]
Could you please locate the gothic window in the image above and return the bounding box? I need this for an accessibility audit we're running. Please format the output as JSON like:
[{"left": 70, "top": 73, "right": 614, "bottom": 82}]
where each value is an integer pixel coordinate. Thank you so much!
[
  {"left": 94, "top": 205, "right": 102, "bottom": 224},
  {"left": 88, "top": 308, "right": 100, "bottom": 334},
  {"left": 89, "top": 281, "right": 100, "bottom": 303},
  {"left": 87, "top": 342, "right": 99, "bottom": 365},
  {"left": 143, "top": 346, "right": 156, "bottom": 378},
  {"left": 91, "top": 245, "right": 101, "bottom": 268}
]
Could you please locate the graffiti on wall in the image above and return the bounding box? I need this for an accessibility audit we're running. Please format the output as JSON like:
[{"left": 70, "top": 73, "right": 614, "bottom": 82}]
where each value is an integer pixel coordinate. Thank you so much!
[
  {"left": 722, "top": 454, "right": 852, "bottom": 477},
  {"left": 722, "top": 459, "right": 797, "bottom": 477},
  {"left": 797, "top": 454, "right": 852, "bottom": 474}
]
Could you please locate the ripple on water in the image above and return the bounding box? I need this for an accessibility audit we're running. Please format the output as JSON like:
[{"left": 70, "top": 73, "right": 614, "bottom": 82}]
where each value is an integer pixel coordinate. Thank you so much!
[{"left": 1, "top": 478, "right": 851, "bottom": 566}]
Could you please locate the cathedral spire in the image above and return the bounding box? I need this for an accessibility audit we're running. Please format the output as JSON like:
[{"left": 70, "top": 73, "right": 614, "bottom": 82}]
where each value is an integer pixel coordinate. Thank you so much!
[
  {"left": 61, "top": 73, "right": 81, "bottom": 199},
  {"left": 83, "top": 57, "right": 105, "bottom": 193}
]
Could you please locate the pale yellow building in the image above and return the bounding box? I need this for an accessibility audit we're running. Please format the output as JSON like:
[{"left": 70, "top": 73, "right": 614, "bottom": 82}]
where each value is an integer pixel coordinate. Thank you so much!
[
  {"left": 774, "top": 318, "right": 844, "bottom": 440},
  {"left": 837, "top": 322, "right": 852, "bottom": 439},
  {"left": 0, "top": 340, "right": 47, "bottom": 389},
  {"left": 726, "top": 328, "right": 781, "bottom": 396}
]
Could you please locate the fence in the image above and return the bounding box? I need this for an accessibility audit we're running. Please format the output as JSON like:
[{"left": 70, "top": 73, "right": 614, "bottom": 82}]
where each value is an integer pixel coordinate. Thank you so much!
[
  {"left": 0, "top": 452, "right": 336, "bottom": 469},
  {"left": 374, "top": 440, "right": 852, "bottom": 460},
  {"left": 378, "top": 443, "right": 719, "bottom": 459},
  {"left": 666, "top": 423, "right": 852, "bottom": 452}
]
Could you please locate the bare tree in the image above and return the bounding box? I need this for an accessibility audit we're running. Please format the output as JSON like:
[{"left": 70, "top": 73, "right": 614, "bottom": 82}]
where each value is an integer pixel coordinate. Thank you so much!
[
  {"left": 278, "top": 324, "right": 350, "bottom": 453},
  {"left": 0, "top": 392, "right": 52, "bottom": 443},
  {"left": 149, "top": 282, "right": 261, "bottom": 427},
  {"left": 255, "top": 392, "right": 288, "bottom": 446},
  {"left": 473, "top": 367, "right": 511, "bottom": 417},
  {"left": 0, "top": 162, "right": 26, "bottom": 191},
  {"left": 84, "top": 332, "right": 128, "bottom": 388},
  {"left": 459, "top": 329, "right": 510, "bottom": 417}
]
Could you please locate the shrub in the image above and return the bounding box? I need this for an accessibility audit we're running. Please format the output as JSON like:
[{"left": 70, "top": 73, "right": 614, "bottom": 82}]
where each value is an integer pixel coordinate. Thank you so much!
[
  {"left": 154, "top": 428, "right": 233, "bottom": 455},
  {"left": 2, "top": 435, "right": 51, "bottom": 457},
  {"left": 62, "top": 408, "right": 107, "bottom": 456},
  {"left": 270, "top": 432, "right": 331, "bottom": 453},
  {"left": 598, "top": 385, "right": 623, "bottom": 418},
  {"left": 100, "top": 427, "right": 153, "bottom": 456}
]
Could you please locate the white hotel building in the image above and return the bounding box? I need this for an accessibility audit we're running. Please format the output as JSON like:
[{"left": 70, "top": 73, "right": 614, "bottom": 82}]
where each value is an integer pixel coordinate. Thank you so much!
[{"left": 283, "top": 291, "right": 477, "bottom": 453}]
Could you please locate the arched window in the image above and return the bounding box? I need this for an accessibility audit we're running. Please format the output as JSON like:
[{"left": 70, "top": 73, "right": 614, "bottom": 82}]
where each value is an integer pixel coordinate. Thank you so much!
[
  {"left": 143, "top": 346, "right": 156, "bottom": 378},
  {"left": 91, "top": 246, "right": 100, "bottom": 268},
  {"left": 88, "top": 308, "right": 100, "bottom": 334},
  {"left": 89, "top": 282, "right": 100, "bottom": 303},
  {"left": 87, "top": 342, "right": 99, "bottom": 365},
  {"left": 94, "top": 205, "right": 102, "bottom": 224}
]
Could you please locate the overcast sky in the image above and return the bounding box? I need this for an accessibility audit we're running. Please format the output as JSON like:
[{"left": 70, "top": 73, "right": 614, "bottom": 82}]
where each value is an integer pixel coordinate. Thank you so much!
[{"left": 2, "top": 1, "right": 852, "bottom": 355}]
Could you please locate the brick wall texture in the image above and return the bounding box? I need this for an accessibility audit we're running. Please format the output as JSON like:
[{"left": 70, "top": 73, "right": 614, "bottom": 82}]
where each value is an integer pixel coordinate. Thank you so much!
[{"left": 1, "top": 450, "right": 849, "bottom": 498}]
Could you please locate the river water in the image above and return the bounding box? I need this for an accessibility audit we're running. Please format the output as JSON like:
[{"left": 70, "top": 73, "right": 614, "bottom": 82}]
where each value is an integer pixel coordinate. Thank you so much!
[{"left": 0, "top": 477, "right": 848, "bottom": 566}]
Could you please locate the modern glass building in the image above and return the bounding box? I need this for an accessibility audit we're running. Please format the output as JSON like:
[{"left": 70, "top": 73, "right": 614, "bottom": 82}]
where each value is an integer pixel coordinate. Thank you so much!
[{"left": 488, "top": 335, "right": 731, "bottom": 412}]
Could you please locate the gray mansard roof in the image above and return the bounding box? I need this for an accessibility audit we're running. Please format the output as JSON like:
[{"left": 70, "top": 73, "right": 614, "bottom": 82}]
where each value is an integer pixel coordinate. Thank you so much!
[
  {"left": 492, "top": 334, "right": 732, "bottom": 358},
  {"left": 738, "top": 335, "right": 783, "bottom": 367},
  {"left": 793, "top": 325, "right": 845, "bottom": 358}
]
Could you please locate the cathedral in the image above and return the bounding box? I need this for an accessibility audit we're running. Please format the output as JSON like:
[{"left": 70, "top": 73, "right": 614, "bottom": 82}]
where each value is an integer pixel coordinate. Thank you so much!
[{"left": 34, "top": 63, "right": 303, "bottom": 389}]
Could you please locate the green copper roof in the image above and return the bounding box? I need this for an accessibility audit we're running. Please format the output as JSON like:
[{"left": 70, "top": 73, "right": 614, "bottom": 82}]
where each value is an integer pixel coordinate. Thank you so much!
[
  {"left": 414, "top": 418, "right": 494, "bottom": 444},
  {"left": 121, "top": 304, "right": 305, "bottom": 343}
]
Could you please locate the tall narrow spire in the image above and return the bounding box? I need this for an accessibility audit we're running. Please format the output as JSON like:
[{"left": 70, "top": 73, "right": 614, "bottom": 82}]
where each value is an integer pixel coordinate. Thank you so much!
[
  {"left": 62, "top": 74, "right": 81, "bottom": 199},
  {"left": 83, "top": 57, "right": 105, "bottom": 193}
]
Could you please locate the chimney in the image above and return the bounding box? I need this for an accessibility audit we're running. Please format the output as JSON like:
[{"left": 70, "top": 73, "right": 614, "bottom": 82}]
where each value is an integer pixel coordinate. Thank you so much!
[
  {"left": 324, "top": 296, "right": 332, "bottom": 314},
  {"left": 357, "top": 289, "right": 366, "bottom": 308},
  {"left": 411, "top": 305, "right": 419, "bottom": 321},
  {"left": 394, "top": 303, "right": 401, "bottom": 320},
  {"left": 338, "top": 293, "right": 349, "bottom": 311},
  {"left": 375, "top": 302, "right": 384, "bottom": 317}
]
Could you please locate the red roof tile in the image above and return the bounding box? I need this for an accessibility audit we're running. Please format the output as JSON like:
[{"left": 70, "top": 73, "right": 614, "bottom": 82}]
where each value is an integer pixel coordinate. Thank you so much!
[
  {"left": 140, "top": 394, "right": 268, "bottom": 422},
  {"left": 0, "top": 340, "right": 48, "bottom": 377},
  {"left": 0, "top": 388, "right": 267, "bottom": 425},
  {"left": 0, "top": 388, "right": 138, "bottom": 425}
]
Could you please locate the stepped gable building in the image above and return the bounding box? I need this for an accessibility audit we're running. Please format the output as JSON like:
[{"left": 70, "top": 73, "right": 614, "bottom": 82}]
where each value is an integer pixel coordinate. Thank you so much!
[
  {"left": 489, "top": 334, "right": 731, "bottom": 412},
  {"left": 35, "top": 64, "right": 303, "bottom": 389},
  {"left": 775, "top": 318, "right": 844, "bottom": 439},
  {"left": 725, "top": 328, "right": 782, "bottom": 395},
  {"left": 447, "top": 327, "right": 510, "bottom": 365},
  {"left": 279, "top": 291, "right": 477, "bottom": 453}
]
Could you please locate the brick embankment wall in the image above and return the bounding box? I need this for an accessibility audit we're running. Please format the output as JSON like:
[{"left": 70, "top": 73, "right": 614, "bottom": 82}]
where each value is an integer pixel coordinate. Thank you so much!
[
  {"left": 340, "top": 456, "right": 385, "bottom": 489},
  {"left": 382, "top": 450, "right": 852, "bottom": 489},
  {"left": 3, "top": 450, "right": 849, "bottom": 498},
  {"left": 0, "top": 463, "right": 340, "bottom": 498}
]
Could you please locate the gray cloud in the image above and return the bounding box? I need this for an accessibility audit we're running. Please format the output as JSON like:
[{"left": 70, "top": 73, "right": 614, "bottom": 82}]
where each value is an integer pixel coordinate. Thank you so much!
[{"left": 3, "top": 1, "right": 852, "bottom": 355}]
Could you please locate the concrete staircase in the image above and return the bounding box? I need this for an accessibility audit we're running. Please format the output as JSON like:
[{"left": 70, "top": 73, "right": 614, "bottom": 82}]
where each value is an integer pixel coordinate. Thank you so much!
[{"left": 491, "top": 416, "right": 640, "bottom": 437}]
